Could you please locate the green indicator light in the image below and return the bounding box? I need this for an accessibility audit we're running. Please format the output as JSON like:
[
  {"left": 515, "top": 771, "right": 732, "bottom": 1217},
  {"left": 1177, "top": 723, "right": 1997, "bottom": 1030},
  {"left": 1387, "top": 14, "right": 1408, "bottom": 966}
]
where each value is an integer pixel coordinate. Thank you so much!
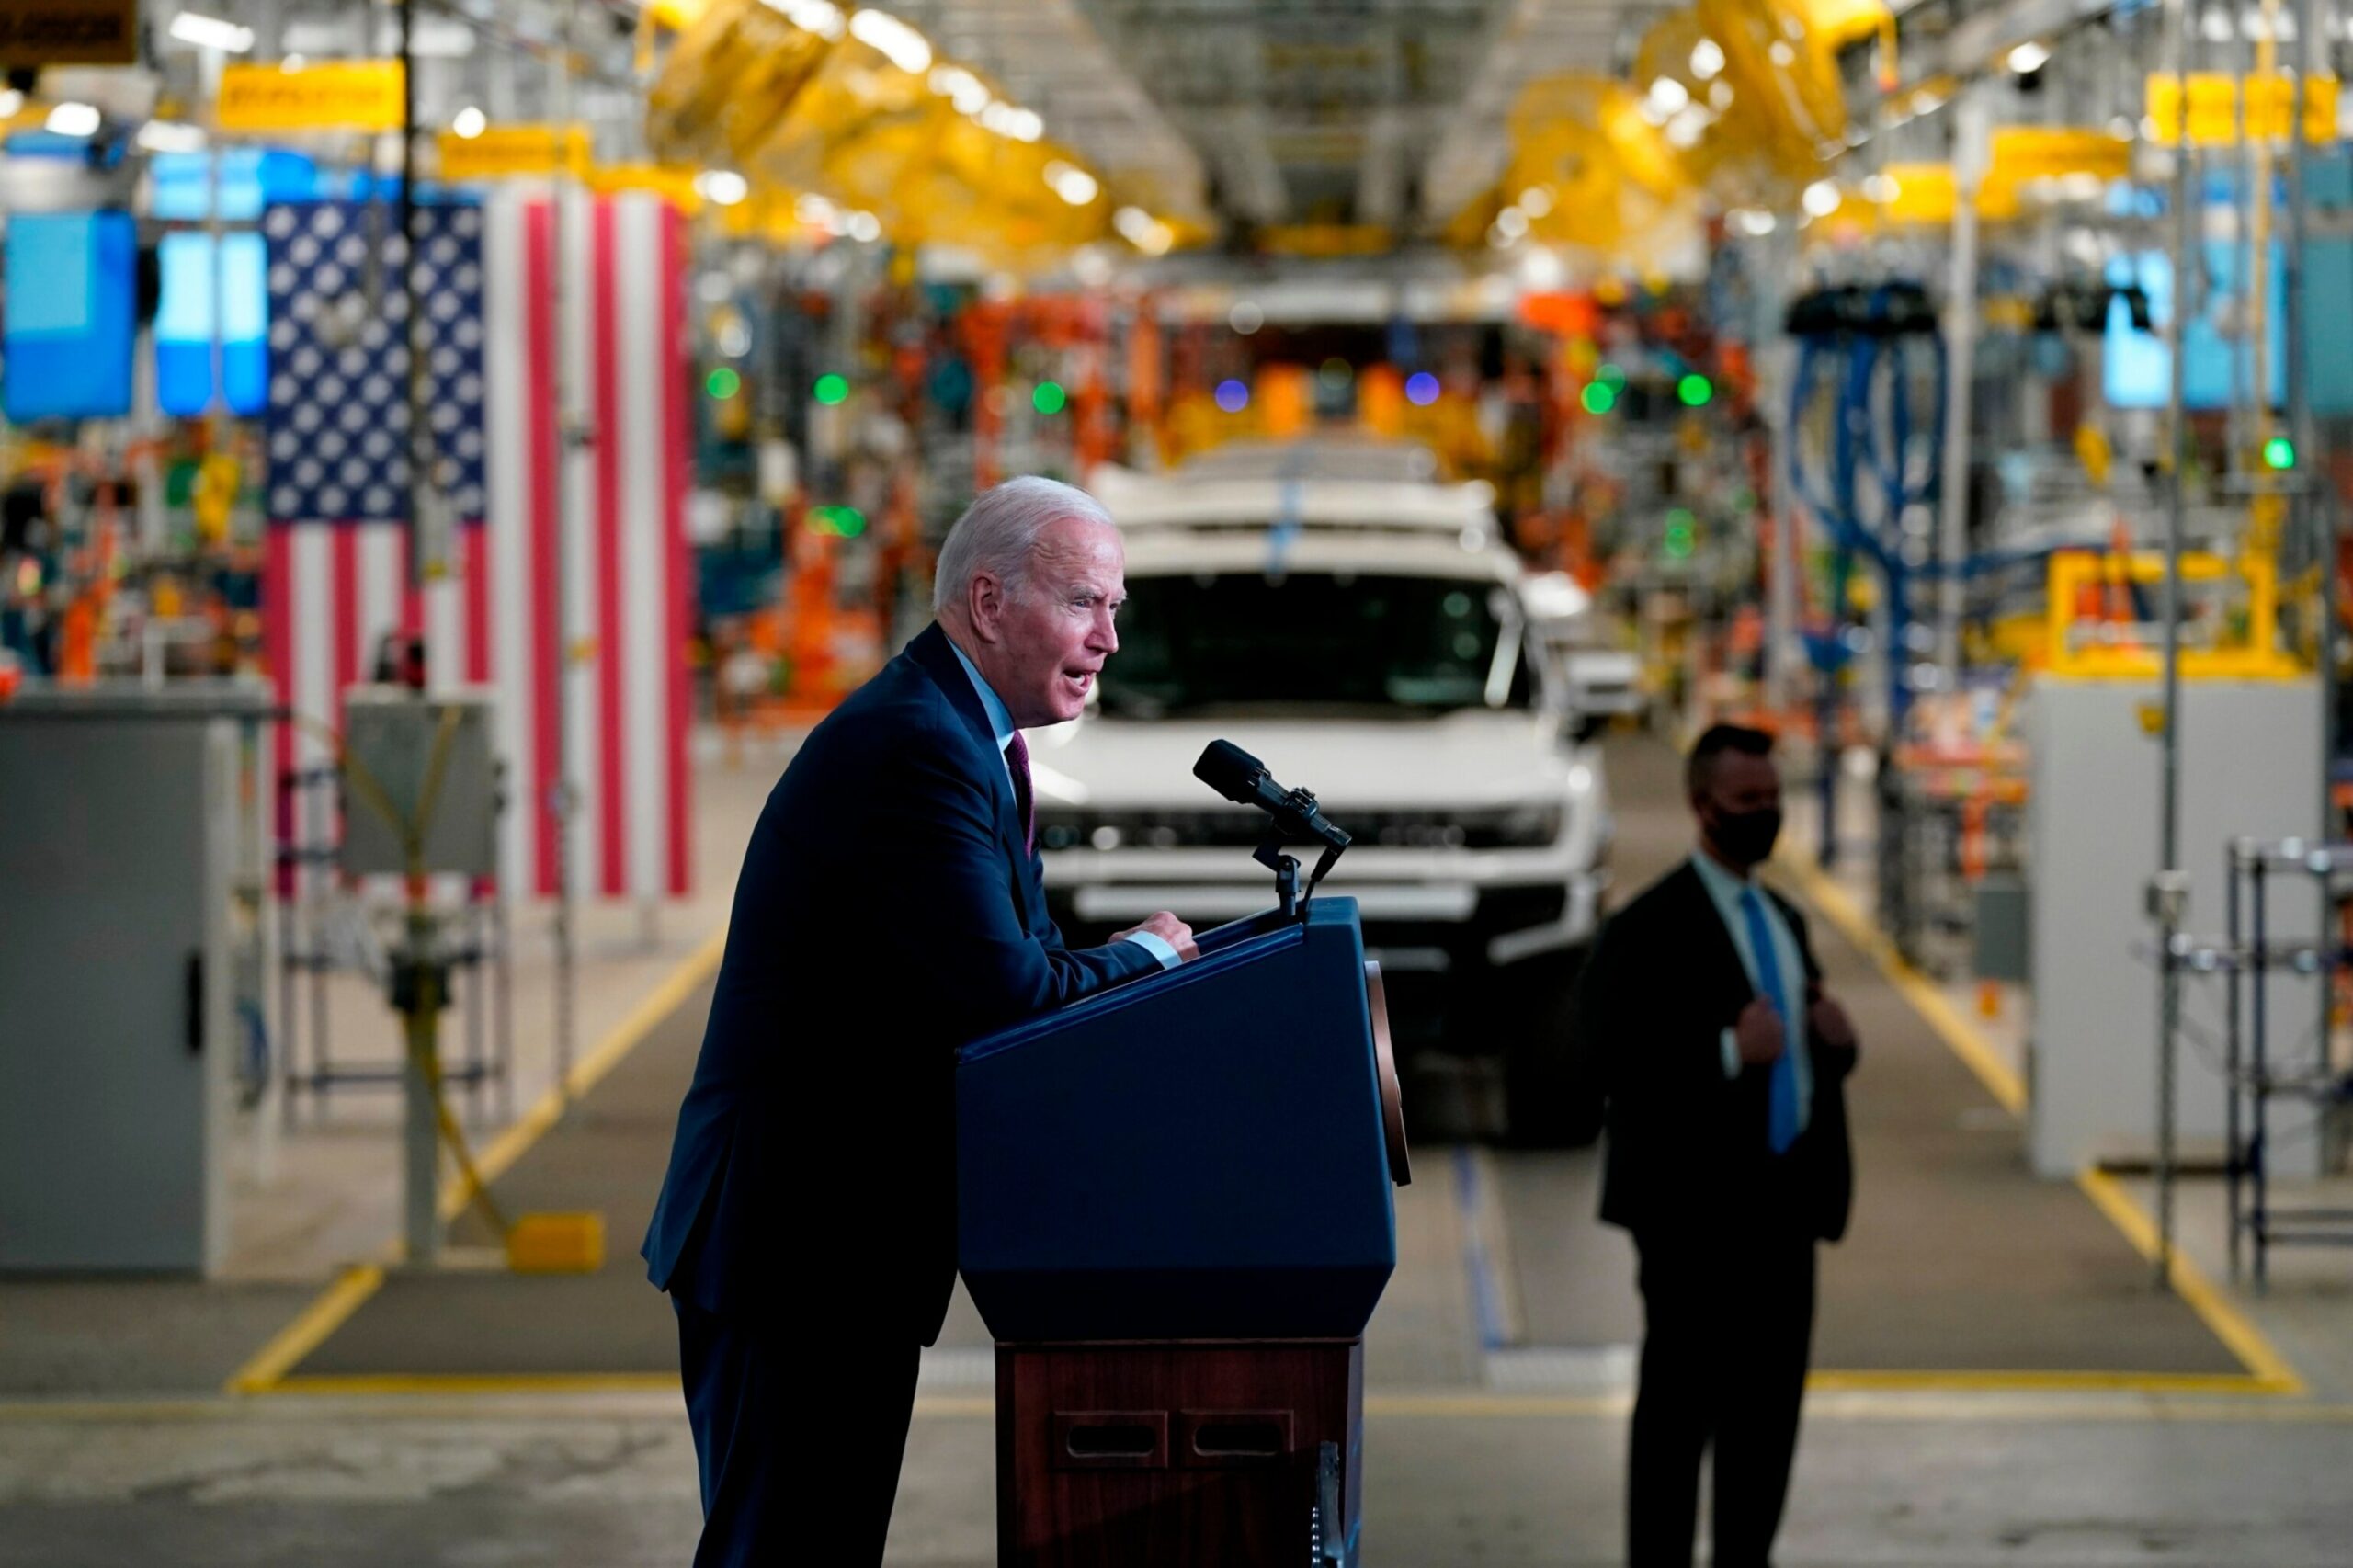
[
  {"left": 1597, "top": 362, "right": 1627, "bottom": 390},
  {"left": 2264, "top": 436, "right": 2296, "bottom": 471},
  {"left": 1677, "top": 373, "right": 1712, "bottom": 407},
  {"left": 809, "top": 505, "right": 867, "bottom": 538},
  {"left": 1032, "top": 381, "right": 1067, "bottom": 415},
  {"left": 706, "top": 367, "right": 742, "bottom": 400},
  {"left": 813, "top": 373, "right": 849, "bottom": 405},
  {"left": 1663, "top": 522, "right": 1695, "bottom": 561},
  {"left": 1580, "top": 381, "right": 1617, "bottom": 415}
]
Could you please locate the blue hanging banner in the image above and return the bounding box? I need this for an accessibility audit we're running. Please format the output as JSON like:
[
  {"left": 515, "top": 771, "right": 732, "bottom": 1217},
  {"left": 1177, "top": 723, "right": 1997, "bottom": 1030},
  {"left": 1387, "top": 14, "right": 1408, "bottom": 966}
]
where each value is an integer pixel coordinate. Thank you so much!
[
  {"left": 4, "top": 210, "right": 135, "bottom": 421},
  {"left": 154, "top": 232, "right": 269, "bottom": 416},
  {"left": 149, "top": 148, "right": 319, "bottom": 221}
]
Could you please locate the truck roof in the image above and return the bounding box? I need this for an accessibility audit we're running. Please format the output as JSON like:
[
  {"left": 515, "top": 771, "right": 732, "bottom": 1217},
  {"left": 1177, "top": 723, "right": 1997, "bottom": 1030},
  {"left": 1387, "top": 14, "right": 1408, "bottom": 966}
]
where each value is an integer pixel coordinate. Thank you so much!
[{"left": 1120, "top": 527, "right": 1519, "bottom": 582}]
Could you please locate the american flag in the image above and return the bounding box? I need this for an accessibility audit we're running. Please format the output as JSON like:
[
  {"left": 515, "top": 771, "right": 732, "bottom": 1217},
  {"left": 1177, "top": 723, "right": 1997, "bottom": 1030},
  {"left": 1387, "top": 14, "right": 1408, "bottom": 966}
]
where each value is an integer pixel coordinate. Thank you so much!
[{"left": 262, "top": 191, "right": 692, "bottom": 902}]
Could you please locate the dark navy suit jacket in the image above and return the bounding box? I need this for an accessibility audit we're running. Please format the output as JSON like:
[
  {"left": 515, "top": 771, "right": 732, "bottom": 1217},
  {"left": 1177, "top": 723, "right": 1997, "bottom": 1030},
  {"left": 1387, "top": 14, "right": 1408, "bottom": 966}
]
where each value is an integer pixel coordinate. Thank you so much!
[
  {"left": 1568, "top": 862, "right": 1854, "bottom": 1245},
  {"left": 642, "top": 622, "right": 1159, "bottom": 1344}
]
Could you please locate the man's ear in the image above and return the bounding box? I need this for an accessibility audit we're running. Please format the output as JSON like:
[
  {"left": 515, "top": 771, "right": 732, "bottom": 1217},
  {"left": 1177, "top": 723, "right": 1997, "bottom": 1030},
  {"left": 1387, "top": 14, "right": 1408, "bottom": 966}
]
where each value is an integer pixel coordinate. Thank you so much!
[{"left": 967, "top": 570, "right": 1004, "bottom": 642}]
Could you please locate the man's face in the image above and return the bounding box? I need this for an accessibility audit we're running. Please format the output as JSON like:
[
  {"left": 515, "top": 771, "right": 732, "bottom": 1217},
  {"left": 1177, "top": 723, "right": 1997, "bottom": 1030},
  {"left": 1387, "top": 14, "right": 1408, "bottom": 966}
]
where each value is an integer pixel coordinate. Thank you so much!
[
  {"left": 975, "top": 517, "right": 1126, "bottom": 728},
  {"left": 1695, "top": 750, "right": 1783, "bottom": 868}
]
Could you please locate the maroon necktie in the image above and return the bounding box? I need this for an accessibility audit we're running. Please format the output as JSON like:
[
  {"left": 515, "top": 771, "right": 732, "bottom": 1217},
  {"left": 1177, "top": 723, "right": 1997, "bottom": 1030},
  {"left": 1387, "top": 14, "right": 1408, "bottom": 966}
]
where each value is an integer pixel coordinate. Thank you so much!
[{"left": 1004, "top": 733, "right": 1037, "bottom": 855}]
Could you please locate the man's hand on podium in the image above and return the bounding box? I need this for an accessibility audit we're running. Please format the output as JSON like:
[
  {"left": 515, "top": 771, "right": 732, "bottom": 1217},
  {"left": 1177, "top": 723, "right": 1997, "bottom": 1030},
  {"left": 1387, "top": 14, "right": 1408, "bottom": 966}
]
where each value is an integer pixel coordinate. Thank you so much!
[{"left": 1116, "top": 911, "right": 1199, "bottom": 963}]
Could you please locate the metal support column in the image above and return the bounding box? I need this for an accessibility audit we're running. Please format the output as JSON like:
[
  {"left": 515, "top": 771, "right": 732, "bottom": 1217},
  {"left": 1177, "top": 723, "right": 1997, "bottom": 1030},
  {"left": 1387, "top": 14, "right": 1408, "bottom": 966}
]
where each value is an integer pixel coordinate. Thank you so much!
[
  {"left": 2228, "top": 841, "right": 2246, "bottom": 1279},
  {"left": 1939, "top": 89, "right": 1987, "bottom": 686},
  {"left": 2155, "top": 0, "right": 2198, "bottom": 1287},
  {"left": 549, "top": 0, "right": 582, "bottom": 1108}
]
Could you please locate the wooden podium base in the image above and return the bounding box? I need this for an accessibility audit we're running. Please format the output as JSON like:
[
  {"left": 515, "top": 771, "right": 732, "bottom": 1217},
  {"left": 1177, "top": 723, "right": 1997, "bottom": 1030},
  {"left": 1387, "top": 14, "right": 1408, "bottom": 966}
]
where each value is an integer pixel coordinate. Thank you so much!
[{"left": 995, "top": 1337, "right": 1364, "bottom": 1567}]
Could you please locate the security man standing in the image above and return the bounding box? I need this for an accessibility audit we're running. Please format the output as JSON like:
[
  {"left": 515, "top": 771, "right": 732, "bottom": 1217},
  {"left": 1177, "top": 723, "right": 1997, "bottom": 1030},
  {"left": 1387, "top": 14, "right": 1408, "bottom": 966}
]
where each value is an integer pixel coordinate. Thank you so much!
[{"left": 1570, "top": 723, "right": 1859, "bottom": 1568}]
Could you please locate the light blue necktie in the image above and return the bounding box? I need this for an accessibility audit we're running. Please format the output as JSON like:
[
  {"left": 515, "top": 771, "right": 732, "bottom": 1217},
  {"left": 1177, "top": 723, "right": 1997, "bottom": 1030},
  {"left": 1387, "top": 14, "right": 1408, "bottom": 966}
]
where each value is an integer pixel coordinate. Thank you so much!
[{"left": 1740, "top": 886, "right": 1802, "bottom": 1154}]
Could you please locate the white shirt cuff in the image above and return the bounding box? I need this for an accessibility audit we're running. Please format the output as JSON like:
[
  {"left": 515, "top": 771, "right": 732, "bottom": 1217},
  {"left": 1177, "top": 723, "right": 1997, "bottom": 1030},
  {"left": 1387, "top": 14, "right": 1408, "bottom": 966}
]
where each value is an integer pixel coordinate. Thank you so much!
[
  {"left": 1721, "top": 1027, "right": 1741, "bottom": 1079},
  {"left": 1120, "top": 930, "right": 1181, "bottom": 970}
]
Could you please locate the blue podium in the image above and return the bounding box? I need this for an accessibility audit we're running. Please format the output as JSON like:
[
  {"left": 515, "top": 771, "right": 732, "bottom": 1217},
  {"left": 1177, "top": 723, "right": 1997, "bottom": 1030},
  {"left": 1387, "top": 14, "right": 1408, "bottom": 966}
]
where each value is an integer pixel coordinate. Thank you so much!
[{"left": 959, "top": 897, "right": 1409, "bottom": 1566}]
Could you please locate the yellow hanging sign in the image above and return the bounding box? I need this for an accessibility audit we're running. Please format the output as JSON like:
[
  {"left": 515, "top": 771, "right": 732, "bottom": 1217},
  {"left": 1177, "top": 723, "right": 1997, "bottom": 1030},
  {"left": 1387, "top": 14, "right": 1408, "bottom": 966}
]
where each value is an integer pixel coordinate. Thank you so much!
[
  {"left": 2243, "top": 72, "right": 2339, "bottom": 142},
  {"left": 1988, "top": 127, "right": 2133, "bottom": 185},
  {"left": 1877, "top": 163, "right": 1956, "bottom": 225},
  {"left": 586, "top": 162, "right": 704, "bottom": 207},
  {"left": 437, "top": 123, "right": 590, "bottom": 180},
  {"left": 2146, "top": 72, "right": 2339, "bottom": 145},
  {"left": 217, "top": 60, "right": 406, "bottom": 133},
  {"left": 0, "top": 0, "right": 137, "bottom": 64}
]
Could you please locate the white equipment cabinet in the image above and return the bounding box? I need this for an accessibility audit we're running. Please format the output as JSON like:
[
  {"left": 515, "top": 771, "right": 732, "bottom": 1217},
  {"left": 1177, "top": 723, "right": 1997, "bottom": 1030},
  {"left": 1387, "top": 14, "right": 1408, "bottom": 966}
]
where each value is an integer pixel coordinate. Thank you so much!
[
  {"left": 2024, "top": 676, "right": 2323, "bottom": 1178},
  {"left": 0, "top": 683, "right": 272, "bottom": 1274}
]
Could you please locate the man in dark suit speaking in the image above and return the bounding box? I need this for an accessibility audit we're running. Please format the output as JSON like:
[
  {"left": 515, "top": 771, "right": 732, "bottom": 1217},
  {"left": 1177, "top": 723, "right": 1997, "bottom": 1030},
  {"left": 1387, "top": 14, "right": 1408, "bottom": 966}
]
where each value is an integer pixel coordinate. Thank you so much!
[
  {"left": 642, "top": 476, "right": 1197, "bottom": 1566},
  {"left": 1569, "top": 724, "right": 1859, "bottom": 1568}
]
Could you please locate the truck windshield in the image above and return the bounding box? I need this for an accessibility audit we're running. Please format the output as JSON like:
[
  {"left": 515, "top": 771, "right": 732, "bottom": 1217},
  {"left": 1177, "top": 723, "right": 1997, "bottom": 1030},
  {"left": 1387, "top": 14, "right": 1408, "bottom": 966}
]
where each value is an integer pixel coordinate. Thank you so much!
[{"left": 1099, "top": 572, "right": 1531, "bottom": 718}]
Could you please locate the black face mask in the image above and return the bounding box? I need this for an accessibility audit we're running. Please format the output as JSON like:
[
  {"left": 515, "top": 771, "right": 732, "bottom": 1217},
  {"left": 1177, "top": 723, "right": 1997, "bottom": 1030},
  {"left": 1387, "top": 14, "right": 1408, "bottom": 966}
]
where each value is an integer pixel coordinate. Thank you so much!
[{"left": 1709, "top": 805, "right": 1783, "bottom": 866}]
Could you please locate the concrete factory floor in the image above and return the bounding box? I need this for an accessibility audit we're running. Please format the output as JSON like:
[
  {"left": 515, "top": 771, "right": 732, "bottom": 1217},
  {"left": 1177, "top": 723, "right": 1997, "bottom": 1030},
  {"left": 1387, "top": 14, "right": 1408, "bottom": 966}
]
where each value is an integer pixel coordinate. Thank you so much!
[{"left": 5, "top": 730, "right": 2352, "bottom": 1566}]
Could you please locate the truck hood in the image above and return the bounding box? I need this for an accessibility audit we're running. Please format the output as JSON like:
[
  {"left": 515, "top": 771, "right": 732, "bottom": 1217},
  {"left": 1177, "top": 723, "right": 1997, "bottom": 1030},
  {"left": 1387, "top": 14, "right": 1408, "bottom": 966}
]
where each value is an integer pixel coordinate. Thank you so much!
[{"left": 1024, "top": 710, "right": 1574, "bottom": 811}]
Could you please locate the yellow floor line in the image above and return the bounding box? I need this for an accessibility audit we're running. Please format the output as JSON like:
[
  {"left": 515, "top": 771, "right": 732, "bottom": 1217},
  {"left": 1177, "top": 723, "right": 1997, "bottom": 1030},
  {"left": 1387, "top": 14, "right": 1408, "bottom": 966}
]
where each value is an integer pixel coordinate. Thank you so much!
[
  {"left": 17, "top": 1385, "right": 2353, "bottom": 1426},
  {"left": 2076, "top": 1168, "right": 2308, "bottom": 1395},
  {"left": 1773, "top": 851, "right": 2306, "bottom": 1399},
  {"left": 230, "top": 926, "right": 728, "bottom": 1397},
  {"left": 266, "top": 1372, "right": 682, "bottom": 1397},
  {"left": 452, "top": 922, "right": 730, "bottom": 1223},
  {"left": 1808, "top": 1368, "right": 2283, "bottom": 1396},
  {"left": 222, "top": 1266, "right": 385, "bottom": 1395}
]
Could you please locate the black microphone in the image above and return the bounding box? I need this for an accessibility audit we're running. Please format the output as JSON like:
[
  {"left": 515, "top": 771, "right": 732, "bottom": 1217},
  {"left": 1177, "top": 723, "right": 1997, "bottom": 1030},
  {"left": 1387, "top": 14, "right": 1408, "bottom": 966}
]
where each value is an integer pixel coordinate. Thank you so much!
[{"left": 1194, "top": 740, "right": 1350, "bottom": 850}]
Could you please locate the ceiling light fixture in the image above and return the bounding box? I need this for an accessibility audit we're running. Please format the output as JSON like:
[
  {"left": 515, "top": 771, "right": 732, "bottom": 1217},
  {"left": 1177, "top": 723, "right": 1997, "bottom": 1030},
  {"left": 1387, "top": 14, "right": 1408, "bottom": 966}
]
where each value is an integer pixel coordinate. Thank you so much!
[
  {"left": 928, "top": 64, "right": 990, "bottom": 116},
  {"left": 1691, "top": 38, "right": 1725, "bottom": 79},
  {"left": 778, "top": 0, "right": 847, "bottom": 40},
  {"left": 849, "top": 9, "right": 932, "bottom": 74},
  {"left": 1113, "top": 206, "right": 1174, "bottom": 254},
  {"left": 451, "top": 105, "right": 486, "bottom": 139},
  {"left": 980, "top": 101, "right": 1043, "bottom": 142},
  {"left": 46, "top": 101, "right": 100, "bottom": 137},
  {"left": 137, "top": 120, "right": 206, "bottom": 153},
  {"left": 2006, "top": 40, "right": 2051, "bottom": 73},
  {"left": 168, "top": 11, "right": 256, "bottom": 53},
  {"left": 1802, "top": 179, "right": 1842, "bottom": 217},
  {"left": 1044, "top": 160, "right": 1098, "bottom": 205},
  {"left": 694, "top": 169, "right": 750, "bottom": 206}
]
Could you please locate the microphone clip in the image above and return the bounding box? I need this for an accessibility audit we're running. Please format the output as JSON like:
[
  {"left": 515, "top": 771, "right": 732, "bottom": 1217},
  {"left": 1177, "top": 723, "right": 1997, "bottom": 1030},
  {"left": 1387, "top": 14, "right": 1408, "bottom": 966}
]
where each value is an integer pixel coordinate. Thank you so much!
[
  {"left": 1253, "top": 827, "right": 1302, "bottom": 922},
  {"left": 1254, "top": 785, "right": 1348, "bottom": 922}
]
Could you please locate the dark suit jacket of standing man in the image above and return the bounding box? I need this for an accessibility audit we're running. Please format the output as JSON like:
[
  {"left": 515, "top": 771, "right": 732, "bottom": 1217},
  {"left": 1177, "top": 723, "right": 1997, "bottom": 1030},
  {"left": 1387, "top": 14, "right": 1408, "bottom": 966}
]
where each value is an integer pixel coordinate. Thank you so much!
[
  {"left": 1570, "top": 858, "right": 1855, "bottom": 1568},
  {"left": 1574, "top": 860, "right": 1853, "bottom": 1244},
  {"left": 641, "top": 621, "right": 1164, "bottom": 1558}
]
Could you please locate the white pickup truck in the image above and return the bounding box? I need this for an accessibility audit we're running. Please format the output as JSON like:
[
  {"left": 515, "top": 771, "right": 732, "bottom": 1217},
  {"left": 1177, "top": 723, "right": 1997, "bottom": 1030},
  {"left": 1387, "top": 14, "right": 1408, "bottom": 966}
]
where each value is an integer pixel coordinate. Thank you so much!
[{"left": 1022, "top": 440, "right": 1614, "bottom": 1142}]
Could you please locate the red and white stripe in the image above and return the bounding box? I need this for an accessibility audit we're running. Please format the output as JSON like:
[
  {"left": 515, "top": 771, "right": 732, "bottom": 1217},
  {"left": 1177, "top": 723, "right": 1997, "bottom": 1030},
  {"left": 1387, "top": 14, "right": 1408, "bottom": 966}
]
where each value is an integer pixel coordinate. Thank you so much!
[{"left": 266, "top": 188, "right": 692, "bottom": 903}]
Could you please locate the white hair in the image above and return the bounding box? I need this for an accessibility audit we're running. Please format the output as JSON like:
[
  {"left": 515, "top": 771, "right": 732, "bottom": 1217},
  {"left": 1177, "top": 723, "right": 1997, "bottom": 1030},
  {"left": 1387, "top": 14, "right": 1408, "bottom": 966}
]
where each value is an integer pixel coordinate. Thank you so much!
[{"left": 931, "top": 475, "right": 1118, "bottom": 617}]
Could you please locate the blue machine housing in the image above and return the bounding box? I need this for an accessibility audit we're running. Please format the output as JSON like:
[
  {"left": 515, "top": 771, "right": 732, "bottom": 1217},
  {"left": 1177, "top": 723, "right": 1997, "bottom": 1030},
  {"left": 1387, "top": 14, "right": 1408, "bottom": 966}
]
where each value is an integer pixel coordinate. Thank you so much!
[{"left": 957, "top": 897, "right": 1401, "bottom": 1342}]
